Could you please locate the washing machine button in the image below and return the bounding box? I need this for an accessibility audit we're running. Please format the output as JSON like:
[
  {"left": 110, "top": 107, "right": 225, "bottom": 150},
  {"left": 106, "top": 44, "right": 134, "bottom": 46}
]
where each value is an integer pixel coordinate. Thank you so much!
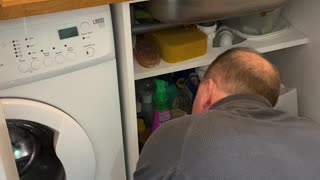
[
  {"left": 31, "top": 60, "right": 41, "bottom": 70},
  {"left": 85, "top": 47, "right": 95, "bottom": 57},
  {"left": 55, "top": 55, "right": 65, "bottom": 64},
  {"left": 18, "top": 62, "right": 30, "bottom": 73},
  {"left": 80, "top": 22, "right": 91, "bottom": 32},
  {"left": 44, "top": 57, "right": 54, "bottom": 67}
]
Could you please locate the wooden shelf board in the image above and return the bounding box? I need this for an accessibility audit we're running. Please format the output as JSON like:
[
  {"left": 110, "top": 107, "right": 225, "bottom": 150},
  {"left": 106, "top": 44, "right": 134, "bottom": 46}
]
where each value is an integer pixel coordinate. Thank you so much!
[{"left": 0, "top": 0, "right": 131, "bottom": 20}]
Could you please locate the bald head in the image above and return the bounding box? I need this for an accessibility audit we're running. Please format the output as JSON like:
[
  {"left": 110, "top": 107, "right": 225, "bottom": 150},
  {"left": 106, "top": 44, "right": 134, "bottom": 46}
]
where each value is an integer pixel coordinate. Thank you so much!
[{"left": 204, "top": 47, "right": 280, "bottom": 106}]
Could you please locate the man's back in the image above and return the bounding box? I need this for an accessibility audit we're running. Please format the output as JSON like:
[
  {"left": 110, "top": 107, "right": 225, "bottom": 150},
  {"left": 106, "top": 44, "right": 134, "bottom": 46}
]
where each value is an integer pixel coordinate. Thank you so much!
[{"left": 135, "top": 95, "right": 320, "bottom": 180}]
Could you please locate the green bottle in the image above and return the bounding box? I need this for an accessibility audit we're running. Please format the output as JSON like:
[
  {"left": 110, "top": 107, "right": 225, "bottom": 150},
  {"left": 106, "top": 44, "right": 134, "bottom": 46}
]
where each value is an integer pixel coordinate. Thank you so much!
[{"left": 152, "top": 79, "right": 171, "bottom": 132}]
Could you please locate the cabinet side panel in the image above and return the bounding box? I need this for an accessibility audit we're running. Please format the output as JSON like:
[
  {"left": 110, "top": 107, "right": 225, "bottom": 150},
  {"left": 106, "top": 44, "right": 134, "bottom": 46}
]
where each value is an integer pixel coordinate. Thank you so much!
[
  {"left": 111, "top": 3, "right": 139, "bottom": 180},
  {"left": 268, "top": 0, "right": 320, "bottom": 120}
]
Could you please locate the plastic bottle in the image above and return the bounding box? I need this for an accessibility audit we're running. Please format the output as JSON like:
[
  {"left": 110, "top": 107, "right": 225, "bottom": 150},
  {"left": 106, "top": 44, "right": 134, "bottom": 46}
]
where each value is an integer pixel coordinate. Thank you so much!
[
  {"left": 185, "top": 72, "right": 200, "bottom": 102},
  {"left": 174, "top": 81, "right": 192, "bottom": 114},
  {"left": 156, "top": 73, "right": 177, "bottom": 109},
  {"left": 167, "top": 82, "right": 177, "bottom": 109},
  {"left": 152, "top": 79, "right": 171, "bottom": 132},
  {"left": 142, "top": 94, "right": 154, "bottom": 128},
  {"left": 137, "top": 118, "right": 149, "bottom": 153},
  {"left": 136, "top": 78, "right": 154, "bottom": 128},
  {"left": 136, "top": 99, "right": 142, "bottom": 117}
]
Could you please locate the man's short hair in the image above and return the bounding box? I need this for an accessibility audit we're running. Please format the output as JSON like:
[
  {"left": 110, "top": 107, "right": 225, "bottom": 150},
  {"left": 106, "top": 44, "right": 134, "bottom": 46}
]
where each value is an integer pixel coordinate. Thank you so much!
[{"left": 204, "top": 47, "right": 281, "bottom": 106}]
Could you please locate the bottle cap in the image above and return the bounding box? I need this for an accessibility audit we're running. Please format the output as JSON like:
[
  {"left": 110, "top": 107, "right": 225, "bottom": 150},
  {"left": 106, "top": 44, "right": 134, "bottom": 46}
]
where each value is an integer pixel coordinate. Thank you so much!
[{"left": 142, "top": 94, "right": 153, "bottom": 104}]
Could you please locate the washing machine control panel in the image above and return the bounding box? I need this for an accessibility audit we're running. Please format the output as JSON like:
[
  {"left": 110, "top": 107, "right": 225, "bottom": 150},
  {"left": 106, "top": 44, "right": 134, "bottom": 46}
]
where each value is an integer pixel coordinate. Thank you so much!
[{"left": 0, "top": 5, "right": 115, "bottom": 89}]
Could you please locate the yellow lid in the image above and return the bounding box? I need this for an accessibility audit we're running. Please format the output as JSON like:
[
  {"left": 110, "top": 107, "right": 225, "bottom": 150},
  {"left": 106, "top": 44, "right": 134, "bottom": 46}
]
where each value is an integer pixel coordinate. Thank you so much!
[{"left": 137, "top": 118, "right": 146, "bottom": 134}]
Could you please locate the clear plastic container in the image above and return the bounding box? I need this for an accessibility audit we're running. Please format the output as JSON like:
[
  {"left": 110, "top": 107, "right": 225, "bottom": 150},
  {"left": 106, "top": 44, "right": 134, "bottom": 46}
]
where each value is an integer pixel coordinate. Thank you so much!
[{"left": 223, "top": 8, "right": 283, "bottom": 36}]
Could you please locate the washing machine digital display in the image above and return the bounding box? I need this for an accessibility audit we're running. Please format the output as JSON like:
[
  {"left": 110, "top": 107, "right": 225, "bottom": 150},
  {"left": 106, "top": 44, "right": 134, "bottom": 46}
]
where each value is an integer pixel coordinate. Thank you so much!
[{"left": 58, "top": 26, "right": 79, "bottom": 40}]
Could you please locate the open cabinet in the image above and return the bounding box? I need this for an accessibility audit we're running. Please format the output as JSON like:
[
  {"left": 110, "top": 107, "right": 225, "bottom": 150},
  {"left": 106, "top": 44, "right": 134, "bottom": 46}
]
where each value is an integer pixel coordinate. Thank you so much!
[{"left": 111, "top": 0, "right": 312, "bottom": 179}]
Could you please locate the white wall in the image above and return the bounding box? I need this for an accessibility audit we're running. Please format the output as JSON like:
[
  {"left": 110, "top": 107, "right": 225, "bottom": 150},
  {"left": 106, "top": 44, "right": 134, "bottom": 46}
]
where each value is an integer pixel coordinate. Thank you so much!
[{"left": 267, "top": 0, "right": 320, "bottom": 120}]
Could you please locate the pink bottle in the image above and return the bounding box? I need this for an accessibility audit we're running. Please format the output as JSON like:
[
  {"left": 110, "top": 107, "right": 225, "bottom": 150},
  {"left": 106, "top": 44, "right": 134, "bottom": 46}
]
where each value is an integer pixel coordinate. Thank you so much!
[{"left": 151, "top": 80, "right": 171, "bottom": 132}]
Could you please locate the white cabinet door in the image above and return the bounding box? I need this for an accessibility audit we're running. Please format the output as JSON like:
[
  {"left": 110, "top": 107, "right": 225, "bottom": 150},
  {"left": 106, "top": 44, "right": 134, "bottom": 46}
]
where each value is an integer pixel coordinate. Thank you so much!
[{"left": 0, "top": 102, "right": 19, "bottom": 180}]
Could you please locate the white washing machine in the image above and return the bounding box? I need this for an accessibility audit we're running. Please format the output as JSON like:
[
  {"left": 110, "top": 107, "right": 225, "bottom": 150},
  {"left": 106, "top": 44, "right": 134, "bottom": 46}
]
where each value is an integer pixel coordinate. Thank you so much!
[{"left": 0, "top": 5, "right": 126, "bottom": 180}]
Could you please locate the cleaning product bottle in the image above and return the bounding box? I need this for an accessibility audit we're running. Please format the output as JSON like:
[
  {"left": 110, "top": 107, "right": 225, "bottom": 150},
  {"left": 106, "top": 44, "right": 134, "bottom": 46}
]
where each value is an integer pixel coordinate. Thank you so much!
[
  {"left": 156, "top": 73, "right": 177, "bottom": 109},
  {"left": 185, "top": 72, "right": 200, "bottom": 102},
  {"left": 137, "top": 118, "right": 152, "bottom": 153},
  {"left": 167, "top": 81, "right": 177, "bottom": 109},
  {"left": 174, "top": 78, "right": 193, "bottom": 114},
  {"left": 142, "top": 94, "right": 154, "bottom": 128},
  {"left": 136, "top": 78, "right": 154, "bottom": 128},
  {"left": 152, "top": 79, "right": 171, "bottom": 132}
]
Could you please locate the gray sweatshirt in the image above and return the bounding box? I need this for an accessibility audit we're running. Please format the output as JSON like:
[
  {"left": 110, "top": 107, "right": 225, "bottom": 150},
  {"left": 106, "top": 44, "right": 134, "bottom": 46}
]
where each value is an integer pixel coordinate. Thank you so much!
[{"left": 134, "top": 95, "right": 320, "bottom": 180}]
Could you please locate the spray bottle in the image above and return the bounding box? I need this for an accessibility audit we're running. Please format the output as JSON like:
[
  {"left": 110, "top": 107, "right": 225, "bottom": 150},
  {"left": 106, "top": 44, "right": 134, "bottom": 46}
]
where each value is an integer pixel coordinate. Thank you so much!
[{"left": 152, "top": 79, "right": 171, "bottom": 132}]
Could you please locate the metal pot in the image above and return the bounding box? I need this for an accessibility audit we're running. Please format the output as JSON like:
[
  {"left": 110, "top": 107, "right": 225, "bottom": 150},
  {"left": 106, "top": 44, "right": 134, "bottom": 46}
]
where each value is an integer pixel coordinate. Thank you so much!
[{"left": 146, "top": 0, "right": 287, "bottom": 24}]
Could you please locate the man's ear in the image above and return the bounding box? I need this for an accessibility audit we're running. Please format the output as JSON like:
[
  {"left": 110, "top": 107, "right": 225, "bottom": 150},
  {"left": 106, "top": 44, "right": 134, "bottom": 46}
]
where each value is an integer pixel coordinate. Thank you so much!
[
  {"left": 201, "top": 79, "right": 216, "bottom": 110},
  {"left": 192, "top": 79, "right": 216, "bottom": 114}
]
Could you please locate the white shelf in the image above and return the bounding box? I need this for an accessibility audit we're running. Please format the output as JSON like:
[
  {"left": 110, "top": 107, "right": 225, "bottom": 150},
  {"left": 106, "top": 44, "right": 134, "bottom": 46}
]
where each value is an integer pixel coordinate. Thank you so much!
[{"left": 134, "top": 27, "right": 309, "bottom": 80}]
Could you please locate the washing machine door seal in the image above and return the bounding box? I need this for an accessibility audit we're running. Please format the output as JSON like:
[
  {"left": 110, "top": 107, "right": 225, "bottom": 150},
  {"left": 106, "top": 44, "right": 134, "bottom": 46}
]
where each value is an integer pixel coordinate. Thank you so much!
[{"left": 0, "top": 98, "right": 96, "bottom": 180}]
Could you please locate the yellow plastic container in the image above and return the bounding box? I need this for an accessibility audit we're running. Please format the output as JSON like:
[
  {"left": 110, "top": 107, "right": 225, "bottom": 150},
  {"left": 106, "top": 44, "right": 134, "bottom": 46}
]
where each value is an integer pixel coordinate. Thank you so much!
[{"left": 146, "top": 26, "right": 207, "bottom": 63}]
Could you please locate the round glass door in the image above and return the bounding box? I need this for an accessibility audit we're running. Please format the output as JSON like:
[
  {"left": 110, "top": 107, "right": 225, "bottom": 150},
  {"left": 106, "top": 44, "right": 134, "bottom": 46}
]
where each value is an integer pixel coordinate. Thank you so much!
[
  {"left": 0, "top": 98, "right": 96, "bottom": 180},
  {"left": 7, "top": 120, "right": 65, "bottom": 180}
]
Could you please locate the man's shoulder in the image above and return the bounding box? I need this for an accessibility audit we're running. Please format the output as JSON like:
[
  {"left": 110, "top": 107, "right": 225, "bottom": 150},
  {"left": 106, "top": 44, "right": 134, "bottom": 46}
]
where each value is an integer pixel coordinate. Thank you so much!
[
  {"left": 151, "top": 110, "right": 228, "bottom": 142},
  {"left": 151, "top": 115, "right": 194, "bottom": 139},
  {"left": 157, "top": 110, "right": 225, "bottom": 133},
  {"left": 136, "top": 114, "right": 199, "bottom": 179}
]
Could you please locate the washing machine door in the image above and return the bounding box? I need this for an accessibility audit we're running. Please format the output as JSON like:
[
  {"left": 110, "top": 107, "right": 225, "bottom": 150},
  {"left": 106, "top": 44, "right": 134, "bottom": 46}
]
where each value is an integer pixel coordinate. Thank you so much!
[{"left": 0, "top": 98, "right": 96, "bottom": 180}]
